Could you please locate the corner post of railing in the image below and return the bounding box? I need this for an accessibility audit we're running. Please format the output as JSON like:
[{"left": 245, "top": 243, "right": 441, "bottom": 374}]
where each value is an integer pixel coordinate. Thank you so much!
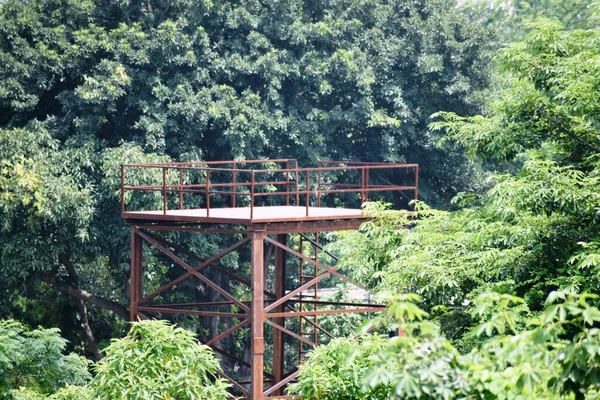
[
  {"left": 232, "top": 161, "right": 237, "bottom": 208},
  {"left": 305, "top": 170, "right": 310, "bottom": 217},
  {"left": 179, "top": 167, "right": 183, "bottom": 210},
  {"left": 295, "top": 162, "right": 300, "bottom": 206},
  {"left": 120, "top": 164, "right": 125, "bottom": 213},
  {"left": 250, "top": 170, "right": 255, "bottom": 220},
  {"left": 365, "top": 166, "right": 370, "bottom": 202},
  {"left": 414, "top": 165, "right": 419, "bottom": 201},
  {"left": 285, "top": 160, "right": 290, "bottom": 206},
  {"left": 206, "top": 169, "right": 211, "bottom": 217},
  {"left": 162, "top": 167, "right": 167, "bottom": 215},
  {"left": 360, "top": 167, "right": 365, "bottom": 204}
]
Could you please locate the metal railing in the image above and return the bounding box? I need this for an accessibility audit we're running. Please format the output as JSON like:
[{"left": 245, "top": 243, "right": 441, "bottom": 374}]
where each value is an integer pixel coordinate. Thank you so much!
[{"left": 120, "top": 159, "right": 418, "bottom": 218}]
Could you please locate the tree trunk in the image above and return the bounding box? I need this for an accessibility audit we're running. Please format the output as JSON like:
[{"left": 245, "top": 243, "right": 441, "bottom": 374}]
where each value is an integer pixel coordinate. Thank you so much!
[{"left": 59, "top": 254, "right": 103, "bottom": 360}]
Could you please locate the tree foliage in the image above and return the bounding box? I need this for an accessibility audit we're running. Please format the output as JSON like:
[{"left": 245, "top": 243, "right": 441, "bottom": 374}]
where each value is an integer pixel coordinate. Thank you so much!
[
  {"left": 0, "top": 320, "right": 91, "bottom": 400},
  {"left": 0, "top": 0, "right": 492, "bottom": 358},
  {"left": 89, "top": 319, "right": 231, "bottom": 400},
  {"left": 292, "top": 290, "right": 600, "bottom": 399},
  {"left": 305, "top": 17, "right": 600, "bottom": 400}
]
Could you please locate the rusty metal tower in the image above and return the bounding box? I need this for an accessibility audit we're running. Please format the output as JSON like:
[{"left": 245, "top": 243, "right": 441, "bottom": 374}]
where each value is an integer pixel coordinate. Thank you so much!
[{"left": 121, "top": 160, "right": 418, "bottom": 400}]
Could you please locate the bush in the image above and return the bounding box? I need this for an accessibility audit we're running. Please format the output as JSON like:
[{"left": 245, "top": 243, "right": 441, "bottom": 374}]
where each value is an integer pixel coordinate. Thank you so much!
[
  {"left": 89, "top": 319, "right": 231, "bottom": 400},
  {"left": 0, "top": 320, "right": 91, "bottom": 400}
]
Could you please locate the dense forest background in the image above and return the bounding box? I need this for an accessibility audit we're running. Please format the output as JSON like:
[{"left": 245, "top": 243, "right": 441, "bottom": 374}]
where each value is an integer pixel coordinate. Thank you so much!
[{"left": 1, "top": 0, "right": 599, "bottom": 399}]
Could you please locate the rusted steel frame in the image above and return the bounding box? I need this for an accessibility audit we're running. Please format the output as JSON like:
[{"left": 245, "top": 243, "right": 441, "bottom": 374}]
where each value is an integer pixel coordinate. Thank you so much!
[
  {"left": 206, "top": 180, "right": 291, "bottom": 188},
  {"left": 137, "top": 230, "right": 251, "bottom": 312},
  {"left": 264, "top": 264, "right": 340, "bottom": 313},
  {"left": 313, "top": 233, "right": 319, "bottom": 346},
  {"left": 273, "top": 233, "right": 286, "bottom": 395},
  {"left": 162, "top": 167, "right": 167, "bottom": 214},
  {"left": 210, "top": 345, "right": 275, "bottom": 379},
  {"left": 263, "top": 219, "right": 364, "bottom": 234},
  {"left": 217, "top": 370, "right": 250, "bottom": 396},
  {"left": 138, "top": 233, "right": 250, "bottom": 305},
  {"left": 250, "top": 171, "right": 255, "bottom": 219},
  {"left": 285, "top": 161, "right": 290, "bottom": 205},
  {"left": 207, "top": 319, "right": 250, "bottom": 346},
  {"left": 264, "top": 236, "right": 367, "bottom": 293},
  {"left": 266, "top": 319, "right": 316, "bottom": 348},
  {"left": 122, "top": 158, "right": 297, "bottom": 167},
  {"left": 144, "top": 300, "right": 251, "bottom": 308},
  {"left": 232, "top": 161, "right": 237, "bottom": 207},
  {"left": 134, "top": 225, "right": 245, "bottom": 234},
  {"left": 205, "top": 169, "right": 211, "bottom": 217},
  {"left": 138, "top": 306, "right": 246, "bottom": 318},
  {"left": 120, "top": 165, "right": 126, "bottom": 213},
  {"left": 130, "top": 227, "right": 142, "bottom": 320},
  {"left": 317, "top": 168, "right": 322, "bottom": 207},
  {"left": 414, "top": 165, "right": 419, "bottom": 201},
  {"left": 288, "top": 299, "right": 383, "bottom": 307},
  {"left": 137, "top": 312, "right": 150, "bottom": 320},
  {"left": 298, "top": 232, "right": 339, "bottom": 261},
  {"left": 365, "top": 167, "right": 370, "bottom": 201},
  {"left": 298, "top": 234, "right": 305, "bottom": 363},
  {"left": 263, "top": 371, "right": 300, "bottom": 397},
  {"left": 250, "top": 229, "right": 266, "bottom": 400},
  {"left": 295, "top": 163, "right": 300, "bottom": 205},
  {"left": 267, "top": 307, "right": 386, "bottom": 318},
  {"left": 208, "top": 263, "right": 338, "bottom": 341},
  {"left": 305, "top": 170, "right": 310, "bottom": 216},
  {"left": 178, "top": 168, "right": 184, "bottom": 209},
  {"left": 255, "top": 186, "right": 416, "bottom": 196},
  {"left": 152, "top": 230, "right": 336, "bottom": 343},
  {"left": 124, "top": 185, "right": 415, "bottom": 194},
  {"left": 360, "top": 167, "right": 366, "bottom": 203},
  {"left": 249, "top": 164, "right": 418, "bottom": 174}
]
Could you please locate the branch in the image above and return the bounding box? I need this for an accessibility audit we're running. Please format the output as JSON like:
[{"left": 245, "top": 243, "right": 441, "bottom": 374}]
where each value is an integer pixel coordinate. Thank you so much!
[
  {"left": 58, "top": 254, "right": 104, "bottom": 360},
  {"left": 39, "top": 273, "right": 129, "bottom": 320},
  {"left": 557, "top": 124, "right": 600, "bottom": 154}
]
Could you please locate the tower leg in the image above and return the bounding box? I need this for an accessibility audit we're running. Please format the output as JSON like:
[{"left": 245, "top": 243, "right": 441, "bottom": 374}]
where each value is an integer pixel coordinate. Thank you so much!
[
  {"left": 251, "top": 229, "right": 266, "bottom": 400},
  {"left": 272, "top": 233, "right": 287, "bottom": 395},
  {"left": 130, "top": 226, "right": 142, "bottom": 321}
]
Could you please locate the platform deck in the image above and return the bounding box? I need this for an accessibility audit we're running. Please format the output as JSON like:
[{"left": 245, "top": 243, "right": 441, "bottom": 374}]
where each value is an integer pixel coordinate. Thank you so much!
[{"left": 122, "top": 205, "right": 367, "bottom": 225}]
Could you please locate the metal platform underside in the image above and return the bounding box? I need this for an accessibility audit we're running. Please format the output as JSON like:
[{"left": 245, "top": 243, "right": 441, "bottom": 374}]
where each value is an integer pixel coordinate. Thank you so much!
[{"left": 122, "top": 205, "right": 367, "bottom": 224}]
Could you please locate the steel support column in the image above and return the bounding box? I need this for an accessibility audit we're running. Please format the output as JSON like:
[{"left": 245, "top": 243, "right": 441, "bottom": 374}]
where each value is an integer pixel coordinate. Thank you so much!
[
  {"left": 272, "top": 233, "right": 287, "bottom": 395},
  {"left": 250, "top": 228, "right": 266, "bottom": 400},
  {"left": 130, "top": 226, "right": 142, "bottom": 321}
]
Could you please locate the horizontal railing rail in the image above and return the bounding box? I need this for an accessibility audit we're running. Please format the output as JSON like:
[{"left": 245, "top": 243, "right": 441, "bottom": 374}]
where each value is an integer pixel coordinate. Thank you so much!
[{"left": 121, "top": 160, "right": 418, "bottom": 218}]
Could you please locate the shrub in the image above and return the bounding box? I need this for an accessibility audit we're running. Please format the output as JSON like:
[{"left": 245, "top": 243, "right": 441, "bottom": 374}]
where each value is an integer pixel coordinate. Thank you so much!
[{"left": 89, "top": 319, "right": 231, "bottom": 400}]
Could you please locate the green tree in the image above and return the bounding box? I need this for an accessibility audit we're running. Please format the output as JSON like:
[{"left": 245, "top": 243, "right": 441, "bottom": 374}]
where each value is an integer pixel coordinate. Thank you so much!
[
  {"left": 331, "top": 19, "right": 600, "bottom": 345},
  {"left": 0, "top": 320, "right": 91, "bottom": 400},
  {"left": 0, "top": 0, "right": 492, "bottom": 357},
  {"left": 89, "top": 320, "right": 231, "bottom": 400}
]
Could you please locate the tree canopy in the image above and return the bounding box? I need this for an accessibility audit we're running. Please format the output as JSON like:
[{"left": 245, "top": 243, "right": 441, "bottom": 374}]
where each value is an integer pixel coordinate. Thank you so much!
[{"left": 0, "top": 0, "right": 491, "bottom": 358}]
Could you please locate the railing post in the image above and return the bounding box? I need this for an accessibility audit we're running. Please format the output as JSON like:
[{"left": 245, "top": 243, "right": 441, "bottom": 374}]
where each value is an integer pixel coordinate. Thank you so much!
[
  {"left": 317, "top": 166, "right": 321, "bottom": 207},
  {"left": 285, "top": 160, "right": 290, "bottom": 206},
  {"left": 305, "top": 170, "right": 310, "bottom": 217},
  {"left": 179, "top": 167, "right": 183, "bottom": 210},
  {"left": 414, "top": 165, "right": 419, "bottom": 201},
  {"left": 365, "top": 166, "right": 370, "bottom": 202},
  {"left": 206, "top": 169, "right": 211, "bottom": 217},
  {"left": 232, "top": 161, "right": 237, "bottom": 208},
  {"left": 295, "top": 162, "right": 300, "bottom": 206},
  {"left": 162, "top": 167, "right": 167, "bottom": 215},
  {"left": 251, "top": 170, "right": 255, "bottom": 220},
  {"left": 360, "top": 167, "right": 365, "bottom": 204},
  {"left": 120, "top": 165, "right": 125, "bottom": 213}
]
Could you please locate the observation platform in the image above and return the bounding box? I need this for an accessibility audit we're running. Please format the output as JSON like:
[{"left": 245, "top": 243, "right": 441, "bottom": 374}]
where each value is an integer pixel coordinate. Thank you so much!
[
  {"left": 121, "top": 159, "right": 419, "bottom": 400},
  {"left": 120, "top": 159, "right": 419, "bottom": 228}
]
